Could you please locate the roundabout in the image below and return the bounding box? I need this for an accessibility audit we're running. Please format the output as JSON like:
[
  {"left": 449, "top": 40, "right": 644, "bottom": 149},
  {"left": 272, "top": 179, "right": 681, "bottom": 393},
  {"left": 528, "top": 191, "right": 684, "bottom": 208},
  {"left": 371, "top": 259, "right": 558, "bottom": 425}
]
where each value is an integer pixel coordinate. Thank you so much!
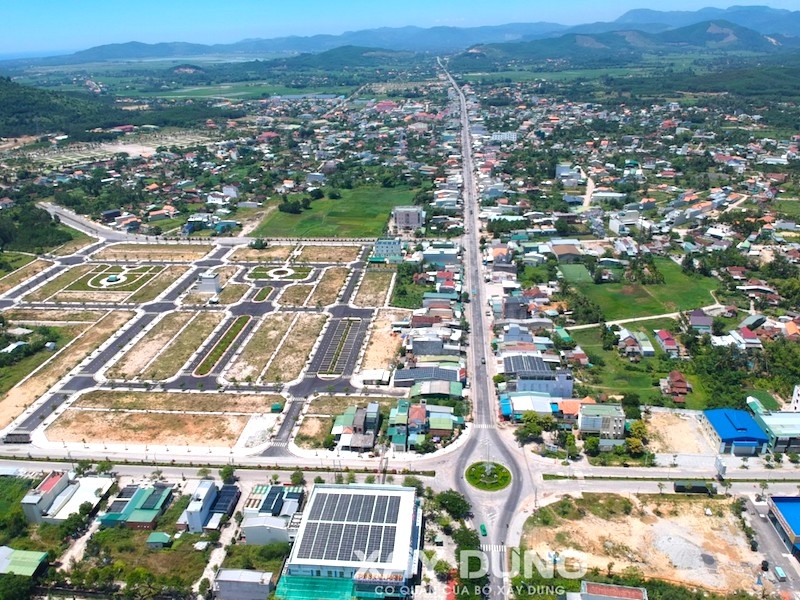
[{"left": 465, "top": 461, "right": 512, "bottom": 491}]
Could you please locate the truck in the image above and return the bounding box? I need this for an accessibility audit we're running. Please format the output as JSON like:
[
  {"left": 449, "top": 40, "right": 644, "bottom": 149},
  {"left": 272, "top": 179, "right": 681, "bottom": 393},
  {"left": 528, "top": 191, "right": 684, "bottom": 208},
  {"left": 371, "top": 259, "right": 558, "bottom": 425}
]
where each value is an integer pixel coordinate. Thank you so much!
[
  {"left": 774, "top": 566, "right": 787, "bottom": 582},
  {"left": 673, "top": 481, "right": 717, "bottom": 495}
]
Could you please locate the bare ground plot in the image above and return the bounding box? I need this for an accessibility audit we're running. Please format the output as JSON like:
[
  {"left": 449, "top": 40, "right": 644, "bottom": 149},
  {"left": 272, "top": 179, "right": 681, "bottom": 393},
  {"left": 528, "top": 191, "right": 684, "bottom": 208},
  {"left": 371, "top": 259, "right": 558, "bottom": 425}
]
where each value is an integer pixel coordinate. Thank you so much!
[
  {"left": 0, "top": 259, "right": 54, "bottom": 295},
  {"left": 308, "top": 267, "right": 349, "bottom": 306},
  {"left": 226, "top": 313, "right": 295, "bottom": 382},
  {"left": 93, "top": 243, "right": 213, "bottom": 262},
  {"left": 217, "top": 284, "right": 250, "bottom": 304},
  {"left": 46, "top": 410, "right": 248, "bottom": 446},
  {"left": 229, "top": 245, "right": 294, "bottom": 262},
  {"left": 24, "top": 264, "right": 94, "bottom": 301},
  {"left": 126, "top": 266, "right": 190, "bottom": 303},
  {"left": 73, "top": 390, "right": 283, "bottom": 413},
  {"left": 278, "top": 284, "right": 313, "bottom": 307},
  {"left": 106, "top": 312, "right": 195, "bottom": 379},
  {"left": 309, "top": 395, "right": 397, "bottom": 416},
  {"left": 524, "top": 495, "right": 758, "bottom": 594},
  {"left": 144, "top": 312, "right": 225, "bottom": 380},
  {"left": 647, "top": 411, "right": 712, "bottom": 454},
  {"left": 297, "top": 245, "right": 361, "bottom": 263},
  {"left": 0, "top": 311, "right": 134, "bottom": 428},
  {"left": 214, "top": 265, "right": 240, "bottom": 286},
  {"left": 3, "top": 309, "right": 106, "bottom": 323},
  {"left": 360, "top": 309, "right": 408, "bottom": 370},
  {"left": 264, "top": 313, "right": 327, "bottom": 382},
  {"left": 50, "top": 290, "right": 133, "bottom": 304},
  {"left": 353, "top": 270, "right": 393, "bottom": 307},
  {"left": 295, "top": 416, "right": 333, "bottom": 448}
]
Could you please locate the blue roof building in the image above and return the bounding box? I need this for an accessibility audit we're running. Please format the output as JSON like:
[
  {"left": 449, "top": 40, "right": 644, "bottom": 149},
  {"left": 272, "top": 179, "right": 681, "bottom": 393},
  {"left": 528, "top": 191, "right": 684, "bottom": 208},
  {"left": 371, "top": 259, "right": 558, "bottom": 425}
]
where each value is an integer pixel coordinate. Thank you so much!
[
  {"left": 702, "top": 408, "right": 768, "bottom": 455},
  {"left": 768, "top": 496, "right": 800, "bottom": 560}
]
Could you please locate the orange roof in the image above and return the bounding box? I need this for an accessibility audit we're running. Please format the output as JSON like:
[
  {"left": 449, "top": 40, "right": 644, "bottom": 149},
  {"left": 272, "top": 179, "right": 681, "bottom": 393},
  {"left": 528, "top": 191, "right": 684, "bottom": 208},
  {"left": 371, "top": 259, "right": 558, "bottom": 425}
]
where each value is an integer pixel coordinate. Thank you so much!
[
  {"left": 559, "top": 397, "right": 595, "bottom": 416},
  {"left": 786, "top": 321, "right": 799, "bottom": 337}
]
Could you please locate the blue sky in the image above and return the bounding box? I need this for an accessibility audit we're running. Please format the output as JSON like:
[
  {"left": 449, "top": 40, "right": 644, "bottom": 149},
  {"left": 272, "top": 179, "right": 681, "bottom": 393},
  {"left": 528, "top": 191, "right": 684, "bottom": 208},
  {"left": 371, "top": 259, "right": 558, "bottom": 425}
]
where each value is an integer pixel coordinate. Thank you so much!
[{"left": 1, "top": 0, "right": 798, "bottom": 56}]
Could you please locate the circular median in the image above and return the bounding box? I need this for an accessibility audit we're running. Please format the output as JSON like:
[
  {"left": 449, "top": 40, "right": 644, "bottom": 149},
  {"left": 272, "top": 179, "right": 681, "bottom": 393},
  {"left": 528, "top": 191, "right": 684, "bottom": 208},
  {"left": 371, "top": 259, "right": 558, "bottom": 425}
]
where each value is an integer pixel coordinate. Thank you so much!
[{"left": 465, "top": 461, "right": 512, "bottom": 491}]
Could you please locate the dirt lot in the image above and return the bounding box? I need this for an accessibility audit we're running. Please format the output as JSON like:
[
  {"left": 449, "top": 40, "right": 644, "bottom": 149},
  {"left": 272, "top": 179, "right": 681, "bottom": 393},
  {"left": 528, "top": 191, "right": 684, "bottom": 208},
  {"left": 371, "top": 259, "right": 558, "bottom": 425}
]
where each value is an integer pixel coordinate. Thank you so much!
[
  {"left": 353, "top": 270, "right": 393, "bottom": 307},
  {"left": 309, "top": 395, "right": 396, "bottom": 416},
  {"left": 93, "top": 243, "right": 213, "bottom": 262},
  {"left": 0, "top": 311, "right": 134, "bottom": 428},
  {"left": 524, "top": 494, "right": 759, "bottom": 594},
  {"left": 648, "top": 411, "right": 711, "bottom": 454},
  {"left": 229, "top": 245, "right": 295, "bottom": 262},
  {"left": 295, "top": 416, "right": 333, "bottom": 448},
  {"left": 107, "top": 312, "right": 195, "bottom": 379},
  {"left": 278, "top": 284, "right": 313, "bottom": 307},
  {"left": 297, "top": 245, "right": 361, "bottom": 263},
  {"left": 360, "top": 309, "right": 408, "bottom": 370},
  {"left": 218, "top": 284, "right": 249, "bottom": 304},
  {"left": 263, "top": 313, "right": 327, "bottom": 382},
  {"left": 50, "top": 290, "right": 133, "bottom": 304},
  {"left": 46, "top": 410, "right": 248, "bottom": 446},
  {"left": 145, "top": 312, "right": 225, "bottom": 380},
  {"left": 0, "top": 259, "right": 54, "bottom": 295},
  {"left": 4, "top": 309, "right": 106, "bottom": 323},
  {"left": 73, "top": 390, "right": 284, "bottom": 413},
  {"left": 308, "top": 267, "right": 349, "bottom": 306},
  {"left": 226, "top": 313, "right": 295, "bottom": 382},
  {"left": 126, "top": 265, "right": 190, "bottom": 303}
]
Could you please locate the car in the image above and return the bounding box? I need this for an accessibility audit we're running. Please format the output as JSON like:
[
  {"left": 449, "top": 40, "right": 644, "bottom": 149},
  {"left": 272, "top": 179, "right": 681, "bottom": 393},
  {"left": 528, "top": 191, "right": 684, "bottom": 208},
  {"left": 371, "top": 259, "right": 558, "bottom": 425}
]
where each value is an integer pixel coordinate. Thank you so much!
[
  {"left": 480, "top": 357, "right": 485, "bottom": 364},
  {"left": 479, "top": 524, "right": 487, "bottom": 536}
]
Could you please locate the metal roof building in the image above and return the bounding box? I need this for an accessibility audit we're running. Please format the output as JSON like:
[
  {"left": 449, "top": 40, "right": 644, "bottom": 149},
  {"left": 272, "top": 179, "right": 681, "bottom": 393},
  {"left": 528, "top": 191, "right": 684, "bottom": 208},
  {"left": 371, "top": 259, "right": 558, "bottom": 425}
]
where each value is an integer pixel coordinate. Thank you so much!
[
  {"left": 0, "top": 546, "right": 48, "bottom": 577},
  {"left": 768, "top": 496, "right": 800, "bottom": 560},
  {"left": 702, "top": 408, "right": 769, "bottom": 455},
  {"left": 275, "top": 484, "right": 421, "bottom": 600}
]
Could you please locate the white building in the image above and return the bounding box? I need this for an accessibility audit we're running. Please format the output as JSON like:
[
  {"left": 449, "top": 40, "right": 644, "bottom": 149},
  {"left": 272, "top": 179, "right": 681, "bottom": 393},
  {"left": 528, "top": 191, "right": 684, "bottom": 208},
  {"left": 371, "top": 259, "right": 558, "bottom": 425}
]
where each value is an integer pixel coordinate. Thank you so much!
[
  {"left": 197, "top": 272, "right": 221, "bottom": 294},
  {"left": 214, "top": 569, "right": 272, "bottom": 600},
  {"left": 183, "top": 479, "right": 218, "bottom": 534},
  {"left": 392, "top": 206, "right": 425, "bottom": 230}
]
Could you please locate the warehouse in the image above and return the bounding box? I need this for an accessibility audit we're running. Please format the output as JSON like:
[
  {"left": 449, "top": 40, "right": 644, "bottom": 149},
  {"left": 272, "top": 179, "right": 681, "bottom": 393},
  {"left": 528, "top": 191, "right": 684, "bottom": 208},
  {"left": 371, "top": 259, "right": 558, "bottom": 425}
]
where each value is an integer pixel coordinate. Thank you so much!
[
  {"left": 768, "top": 496, "right": 800, "bottom": 560},
  {"left": 701, "top": 409, "right": 768, "bottom": 455}
]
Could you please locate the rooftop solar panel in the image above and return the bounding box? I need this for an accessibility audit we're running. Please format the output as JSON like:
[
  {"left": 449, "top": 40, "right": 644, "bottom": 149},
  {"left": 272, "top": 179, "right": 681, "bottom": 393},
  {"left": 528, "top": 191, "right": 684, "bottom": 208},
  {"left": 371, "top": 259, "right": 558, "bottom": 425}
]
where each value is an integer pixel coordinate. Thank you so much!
[
  {"left": 386, "top": 496, "right": 400, "bottom": 524},
  {"left": 359, "top": 496, "right": 375, "bottom": 522},
  {"left": 366, "top": 525, "right": 382, "bottom": 558},
  {"left": 118, "top": 485, "right": 138, "bottom": 499},
  {"left": 346, "top": 495, "right": 364, "bottom": 521},
  {"left": 108, "top": 500, "right": 128, "bottom": 513},
  {"left": 337, "top": 524, "right": 357, "bottom": 561},
  {"left": 324, "top": 524, "right": 344, "bottom": 560},
  {"left": 333, "top": 494, "right": 351, "bottom": 521},
  {"left": 140, "top": 490, "right": 162, "bottom": 510},
  {"left": 354, "top": 524, "right": 370, "bottom": 560},
  {"left": 297, "top": 522, "right": 318, "bottom": 559},
  {"left": 320, "top": 494, "right": 338, "bottom": 521},
  {"left": 374, "top": 496, "right": 388, "bottom": 523},
  {"left": 312, "top": 523, "right": 332, "bottom": 559},
  {"left": 380, "top": 527, "right": 396, "bottom": 563},
  {"left": 308, "top": 493, "right": 327, "bottom": 520}
]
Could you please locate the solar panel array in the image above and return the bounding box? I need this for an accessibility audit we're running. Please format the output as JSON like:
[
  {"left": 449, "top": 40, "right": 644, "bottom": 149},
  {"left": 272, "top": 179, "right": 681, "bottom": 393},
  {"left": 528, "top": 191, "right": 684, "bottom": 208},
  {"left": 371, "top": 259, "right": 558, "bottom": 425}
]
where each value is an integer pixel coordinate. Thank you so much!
[
  {"left": 211, "top": 485, "right": 240, "bottom": 515},
  {"left": 296, "top": 492, "right": 403, "bottom": 564}
]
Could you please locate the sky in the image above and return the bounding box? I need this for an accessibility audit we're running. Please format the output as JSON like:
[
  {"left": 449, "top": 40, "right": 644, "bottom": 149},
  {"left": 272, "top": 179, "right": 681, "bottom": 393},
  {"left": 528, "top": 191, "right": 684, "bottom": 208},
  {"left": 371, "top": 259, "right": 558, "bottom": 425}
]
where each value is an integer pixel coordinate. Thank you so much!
[{"left": 1, "top": 0, "right": 799, "bottom": 57}]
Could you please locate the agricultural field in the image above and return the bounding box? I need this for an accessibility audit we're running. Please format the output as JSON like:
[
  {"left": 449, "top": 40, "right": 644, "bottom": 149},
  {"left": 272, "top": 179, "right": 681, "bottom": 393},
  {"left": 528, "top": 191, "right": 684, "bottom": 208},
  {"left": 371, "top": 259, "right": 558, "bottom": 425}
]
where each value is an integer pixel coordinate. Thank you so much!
[
  {"left": 106, "top": 311, "right": 195, "bottom": 379},
  {"left": 523, "top": 494, "right": 757, "bottom": 595},
  {"left": 353, "top": 270, "right": 394, "bottom": 307},
  {"left": 308, "top": 267, "right": 349, "bottom": 306},
  {"left": 263, "top": 313, "right": 327, "bottom": 382},
  {"left": 142, "top": 312, "right": 225, "bottom": 380},
  {"left": 251, "top": 187, "right": 416, "bottom": 238},
  {"left": 565, "top": 258, "right": 717, "bottom": 320},
  {"left": 93, "top": 243, "right": 213, "bottom": 262},
  {"left": 226, "top": 313, "right": 295, "bottom": 383}
]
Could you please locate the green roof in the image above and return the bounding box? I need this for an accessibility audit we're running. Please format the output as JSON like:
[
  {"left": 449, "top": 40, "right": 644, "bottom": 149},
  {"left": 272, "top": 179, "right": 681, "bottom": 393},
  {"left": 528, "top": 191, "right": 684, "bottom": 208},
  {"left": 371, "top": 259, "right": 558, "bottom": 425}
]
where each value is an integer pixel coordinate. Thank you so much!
[
  {"left": 0, "top": 546, "right": 48, "bottom": 577},
  {"left": 276, "top": 574, "right": 355, "bottom": 600},
  {"left": 147, "top": 532, "right": 171, "bottom": 545},
  {"left": 429, "top": 416, "right": 454, "bottom": 431}
]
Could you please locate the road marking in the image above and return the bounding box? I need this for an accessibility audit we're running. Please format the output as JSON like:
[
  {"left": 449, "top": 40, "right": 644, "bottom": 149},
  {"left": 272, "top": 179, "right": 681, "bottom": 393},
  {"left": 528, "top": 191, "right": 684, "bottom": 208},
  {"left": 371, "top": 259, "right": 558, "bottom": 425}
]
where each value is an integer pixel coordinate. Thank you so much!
[
  {"left": 480, "top": 544, "right": 505, "bottom": 552},
  {"left": 472, "top": 423, "right": 493, "bottom": 429},
  {"left": 271, "top": 441, "right": 289, "bottom": 448}
]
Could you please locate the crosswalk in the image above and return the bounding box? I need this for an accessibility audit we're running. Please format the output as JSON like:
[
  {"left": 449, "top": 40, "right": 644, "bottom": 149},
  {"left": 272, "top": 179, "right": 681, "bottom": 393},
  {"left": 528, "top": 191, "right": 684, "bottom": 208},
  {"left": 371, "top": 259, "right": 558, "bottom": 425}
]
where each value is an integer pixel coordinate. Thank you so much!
[
  {"left": 472, "top": 423, "right": 494, "bottom": 429},
  {"left": 480, "top": 544, "right": 506, "bottom": 552},
  {"left": 271, "top": 441, "right": 289, "bottom": 448}
]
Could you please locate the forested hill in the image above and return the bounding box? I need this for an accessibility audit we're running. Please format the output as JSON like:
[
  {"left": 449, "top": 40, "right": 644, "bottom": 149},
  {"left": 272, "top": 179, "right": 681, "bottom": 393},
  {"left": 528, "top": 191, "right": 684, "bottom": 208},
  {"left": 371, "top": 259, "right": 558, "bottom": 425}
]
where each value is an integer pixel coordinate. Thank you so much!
[{"left": 0, "top": 76, "right": 122, "bottom": 138}]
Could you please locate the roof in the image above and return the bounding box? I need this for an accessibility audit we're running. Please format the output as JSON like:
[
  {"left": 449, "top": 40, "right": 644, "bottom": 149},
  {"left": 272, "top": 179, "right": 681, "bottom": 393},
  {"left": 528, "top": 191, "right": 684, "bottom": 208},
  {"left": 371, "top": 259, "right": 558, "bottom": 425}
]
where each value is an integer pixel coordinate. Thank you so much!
[
  {"left": 581, "top": 404, "right": 624, "bottom": 417},
  {"left": 771, "top": 496, "right": 800, "bottom": 538},
  {"left": 582, "top": 580, "right": 648, "bottom": 600},
  {"left": 0, "top": 546, "right": 48, "bottom": 577},
  {"left": 216, "top": 568, "right": 272, "bottom": 585},
  {"left": 287, "top": 484, "right": 418, "bottom": 577},
  {"left": 703, "top": 409, "right": 768, "bottom": 444},
  {"left": 38, "top": 471, "right": 64, "bottom": 494},
  {"left": 146, "top": 532, "right": 171, "bottom": 544}
]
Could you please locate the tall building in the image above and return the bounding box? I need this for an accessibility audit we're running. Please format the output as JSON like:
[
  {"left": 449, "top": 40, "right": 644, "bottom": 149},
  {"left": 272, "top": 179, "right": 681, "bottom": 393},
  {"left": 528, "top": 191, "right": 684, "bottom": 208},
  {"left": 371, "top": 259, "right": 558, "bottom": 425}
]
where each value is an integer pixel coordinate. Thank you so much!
[{"left": 275, "top": 484, "right": 422, "bottom": 600}]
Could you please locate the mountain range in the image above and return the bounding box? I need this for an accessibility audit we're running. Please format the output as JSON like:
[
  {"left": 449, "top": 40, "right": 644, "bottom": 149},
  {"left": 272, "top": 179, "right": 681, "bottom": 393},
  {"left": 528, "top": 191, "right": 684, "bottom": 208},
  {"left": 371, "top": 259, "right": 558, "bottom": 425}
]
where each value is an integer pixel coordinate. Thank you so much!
[{"left": 3, "top": 5, "right": 800, "bottom": 65}]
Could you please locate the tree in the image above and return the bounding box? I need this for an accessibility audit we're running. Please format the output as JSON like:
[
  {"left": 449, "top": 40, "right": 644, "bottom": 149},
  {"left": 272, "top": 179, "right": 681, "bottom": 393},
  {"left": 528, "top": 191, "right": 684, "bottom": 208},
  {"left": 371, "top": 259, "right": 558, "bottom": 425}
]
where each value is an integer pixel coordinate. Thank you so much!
[
  {"left": 96, "top": 460, "right": 114, "bottom": 475},
  {"left": 74, "top": 459, "right": 93, "bottom": 476},
  {"left": 0, "top": 574, "right": 34, "bottom": 600},
  {"left": 625, "top": 438, "right": 645, "bottom": 457},
  {"left": 403, "top": 475, "right": 424, "bottom": 496},
  {"left": 628, "top": 420, "right": 648, "bottom": 442},
  {"left": 434, "top": 559, "right": 452, "bottom": 581},
  {"left": 583, "top": 436, "right": 600, "bottom": 457},
  {"left": 711, "top": 317, "right": 726, "bottom": 336},
  {"left": 198, "top": 578, "right": 211, "bottom": 598},
  {"left": 313, "top": 475, "right": 325, "bottom": 484},
  {"left": 290, "top": 469, "right": 305, "bottom": 486},
  {"left": 219, "top": 465, "right": 236, "bottom": 484},
  {"left": 436, "top": 490, "right": 472, "bottom": 520},
  {"left": 197, "top": 467, "right": 212, "bottom": 479}
]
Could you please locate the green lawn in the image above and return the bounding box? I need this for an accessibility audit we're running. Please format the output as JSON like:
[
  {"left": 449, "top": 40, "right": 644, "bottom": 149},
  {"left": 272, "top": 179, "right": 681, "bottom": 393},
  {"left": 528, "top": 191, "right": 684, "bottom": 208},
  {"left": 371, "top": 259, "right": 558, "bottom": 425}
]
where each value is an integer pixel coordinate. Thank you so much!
[
  {"left": 251, "top": 186, "right": 417, "bottom": 238},
  {"left": 772, "top": 199, "right": 800, "bottom": 219},
  {"left": 572, "top": 258, "right": 717, "bottom": 320},
  {"left": 745, "top": 389, "right": 780, "bottom": 411},
  {"left": 559, "top": 264, "right": 593, "bottom": 283},
  {"left": 0, "top": 327, "right": 78, "bottom": 395},
  {"left": 0, "top": 252, "right": 35, "bottom": 276}
]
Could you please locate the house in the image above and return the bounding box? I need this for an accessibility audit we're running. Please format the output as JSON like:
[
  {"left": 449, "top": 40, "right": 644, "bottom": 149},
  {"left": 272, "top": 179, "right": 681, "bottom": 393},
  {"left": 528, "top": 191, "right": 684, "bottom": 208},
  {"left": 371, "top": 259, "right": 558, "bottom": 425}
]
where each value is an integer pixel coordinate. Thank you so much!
[
  {"left": 654, "top": 329, "right": 679, "bottom": 358},
  {"left": 99, "top": 483, "right": 174, "bottom": 530},
  {"left": 578, "top": 404, "right": 625, "bottom": 439},
  {"left": 0, "top": 546, "right": 48, "bottom": 578},
  {"left": 687, "top": 308, "right": 713, "bottom": 333},
  {"left": 214, "top": 568, "right": 273, "bottom": 600},
  {"left": 146, "top": 532, "right": 171, "bottom": 550},
  {"left": 21, "top": 471, "right": 114, "bottom": 525},
  {"left": 660, "top": 371, "right": 692, "bottom": 403},
  {"left": 393, "top": 206, "right": 425, "bottom": 230},
  {"left": 180, "top": 479, "right": 218, "bottom": 533},
  {"left": 551, "top": 244, "right": 582, "bottom": 263},
  {"left": 566, "top": 580, "right": 648, "bottom": 600}
]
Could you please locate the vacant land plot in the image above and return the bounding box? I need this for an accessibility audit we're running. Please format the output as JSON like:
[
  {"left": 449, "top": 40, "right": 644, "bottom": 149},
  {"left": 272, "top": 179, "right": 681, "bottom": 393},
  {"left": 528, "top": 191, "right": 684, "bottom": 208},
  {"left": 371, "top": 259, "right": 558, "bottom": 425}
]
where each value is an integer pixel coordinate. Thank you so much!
[
  {"left": 360, "top": 309, "right": 408, "bottom": 370},
  {"left": 308, "top": 267, "right": 349, "bottom": 306},
  {"left": 647, "top": 411, "right": 712, "bottom": 454},
  {"left": 49, "top": 228, "right": 95, "bottom": 256},
  {"left": 0, "top": 311, "right": 134, "bottom": 428},
  {"left": 309, "top": 395, "right": 396, "bottom": 416},
  {"left": 570, "top": 259, "right": 717, "bottom": 320},
  {"left": 0, "top": 326, "right": 81, "bottom": 395},
  {"left": 524, "top": 494, "right": 756, "bottom": 594},
  {"left": 295, "top": 416, "right": 333, "bottom": 448},
  {"left": 0, "top": 258, "right": 53, "bottom": 295},
  {"left": 297, "top": 245, "right": 362, "bottom": 263},
  {"left": 218, "top": 284, "right": 250, "bottom": 304},
  {"left": 226, "top": 313, "right": 295, "bottom": 382},
  {"left": 229, "top": 245, "right": 295, "bottom": 262},
  {"left": 4, "top": 309, "right": 106, "bottom": 323},
  {"left": 74, "top": 390, "right": 283, "bottom": 413},
  {"left": 144, "top": 312, "right": 225, "bottom": 380},
  {"left": 24, "top": 264, "right": 93, "bottom": 301},
  {"left": 559, "top": 264, "right": 593, "bottom": 283},
  {"left": 46, "top": 410, "right": 248, "bottom": 446},
  {"left": 106, "top": 312, "right": 195, "bottom": 379},
  {"left": 126, "top": 265, "right": 190, "bottom": 303},
  {"left": 263, "top": 313, "right": 327, "bottom": 382},
  {"left": 195, "top": 316, "right": 250, "bottom": 376},
  {"left": 354, "top": 270, "right": 393, "bottom": 307},
  {"left": 278, "top": 284, "right": 314, "bottom": 307},
  {"left": 93, "top": 243, "right": 213, "bottom": 262},
  {"left": 252, "top": 187, "right": 416, "bottom": 238}
]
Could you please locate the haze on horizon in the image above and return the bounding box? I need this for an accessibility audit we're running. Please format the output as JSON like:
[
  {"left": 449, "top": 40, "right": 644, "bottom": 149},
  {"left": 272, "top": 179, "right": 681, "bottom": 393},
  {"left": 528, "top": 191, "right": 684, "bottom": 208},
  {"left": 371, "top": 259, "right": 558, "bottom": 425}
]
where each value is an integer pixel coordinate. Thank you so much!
[{"left": 2, "top": 0, "right": 799, "bottom": 57}]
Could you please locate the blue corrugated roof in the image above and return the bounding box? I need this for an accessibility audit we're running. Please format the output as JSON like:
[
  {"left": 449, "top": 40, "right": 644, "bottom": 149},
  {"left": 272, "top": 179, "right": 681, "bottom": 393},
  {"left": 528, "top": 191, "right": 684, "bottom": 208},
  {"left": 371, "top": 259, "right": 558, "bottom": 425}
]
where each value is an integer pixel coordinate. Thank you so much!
[
  {"left": 772, "top": 497, "right": 800, "bottom": 538},
  {"left": 703, "top": 409, "right": 768, "bottom": 444}
]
